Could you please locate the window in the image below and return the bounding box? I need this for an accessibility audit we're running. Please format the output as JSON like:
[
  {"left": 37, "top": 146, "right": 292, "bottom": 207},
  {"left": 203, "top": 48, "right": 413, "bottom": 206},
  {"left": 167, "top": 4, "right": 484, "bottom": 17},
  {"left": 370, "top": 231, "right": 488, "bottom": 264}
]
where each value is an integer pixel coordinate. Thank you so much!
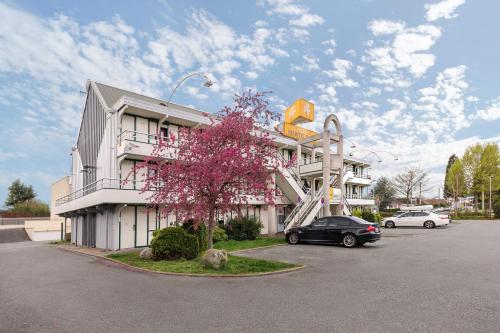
[
  {"left": 312, "top": 218, "right": 327, "bottom": 227},
  {"left": 160, "top": 127, "right": 168, "bottom": 140}
]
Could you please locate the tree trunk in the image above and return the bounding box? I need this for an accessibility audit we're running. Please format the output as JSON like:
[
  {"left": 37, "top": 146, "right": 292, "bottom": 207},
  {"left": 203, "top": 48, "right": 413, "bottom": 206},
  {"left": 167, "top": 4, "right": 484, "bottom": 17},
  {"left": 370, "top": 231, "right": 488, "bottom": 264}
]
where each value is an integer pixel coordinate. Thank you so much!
[{"left": 207, "top": 210, "right": 215, "bottom": 249}]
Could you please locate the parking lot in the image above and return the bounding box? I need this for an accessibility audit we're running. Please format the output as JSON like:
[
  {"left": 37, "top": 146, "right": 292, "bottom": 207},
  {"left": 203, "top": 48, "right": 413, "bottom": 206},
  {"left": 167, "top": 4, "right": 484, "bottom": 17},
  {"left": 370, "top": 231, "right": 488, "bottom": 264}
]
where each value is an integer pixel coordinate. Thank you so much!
[{"left": 1, "top": 220, "right": 500, "bottom": 333}]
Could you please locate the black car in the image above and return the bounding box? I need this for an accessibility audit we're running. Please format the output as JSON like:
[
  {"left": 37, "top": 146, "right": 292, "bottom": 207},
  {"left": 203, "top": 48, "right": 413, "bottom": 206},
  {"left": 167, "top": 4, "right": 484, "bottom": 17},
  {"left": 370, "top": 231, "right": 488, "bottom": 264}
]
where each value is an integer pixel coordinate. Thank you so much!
[{"left": 286, "top": 215, "right": 381, "bottom": 248}]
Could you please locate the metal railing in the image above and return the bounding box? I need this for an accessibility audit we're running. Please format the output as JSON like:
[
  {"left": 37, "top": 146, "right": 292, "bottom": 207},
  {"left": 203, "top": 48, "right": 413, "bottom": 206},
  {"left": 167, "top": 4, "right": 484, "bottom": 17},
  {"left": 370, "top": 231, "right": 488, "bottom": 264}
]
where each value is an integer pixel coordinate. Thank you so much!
[
  {"left": 344, "top": 166, "right": 371, "bottom": 179},
  {"left": 55, "top": 178, "right": 152, "bottom": 206},
  {"left": 345, "top": 193, "right": 375, "bottom": 200},
  {"left": 300, "top": 156, "right": 323, "bottom": 166},
  {"left": 276, "top": 152, "right": 302, "bottom": 186}
]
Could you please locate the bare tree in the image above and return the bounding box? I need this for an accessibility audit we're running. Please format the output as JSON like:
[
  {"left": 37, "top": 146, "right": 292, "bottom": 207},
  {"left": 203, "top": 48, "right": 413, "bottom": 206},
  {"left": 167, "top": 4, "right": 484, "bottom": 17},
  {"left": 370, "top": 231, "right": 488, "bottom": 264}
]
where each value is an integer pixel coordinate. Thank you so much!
[{"left": 392, "top": 168, "right": 429, "bottom": 204}]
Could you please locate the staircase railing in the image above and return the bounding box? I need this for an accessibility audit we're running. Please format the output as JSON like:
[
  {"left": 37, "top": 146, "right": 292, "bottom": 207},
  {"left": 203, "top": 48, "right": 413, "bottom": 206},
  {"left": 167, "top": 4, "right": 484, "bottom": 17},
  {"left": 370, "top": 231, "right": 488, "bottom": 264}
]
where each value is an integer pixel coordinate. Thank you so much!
[
  {"left": 284, "top": 175, "right": 336, "bottom": 232},
  {"left": 276, "top": 152, "right": 302, "bottom": 186}
]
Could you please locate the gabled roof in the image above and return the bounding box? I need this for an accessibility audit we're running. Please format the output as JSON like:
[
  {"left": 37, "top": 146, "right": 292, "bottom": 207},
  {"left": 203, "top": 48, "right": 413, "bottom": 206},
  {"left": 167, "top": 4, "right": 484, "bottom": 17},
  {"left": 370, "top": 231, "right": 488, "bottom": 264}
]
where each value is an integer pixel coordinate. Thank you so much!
[{"left": 94, "top": 82, "right": 169, "bottom": 109}]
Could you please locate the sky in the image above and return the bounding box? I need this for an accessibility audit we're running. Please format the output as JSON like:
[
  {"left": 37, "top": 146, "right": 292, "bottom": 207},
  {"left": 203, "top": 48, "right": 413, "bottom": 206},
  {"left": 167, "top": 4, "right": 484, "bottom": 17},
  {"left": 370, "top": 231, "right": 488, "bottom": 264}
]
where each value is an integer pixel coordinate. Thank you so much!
[{"left": 0, "top": 0, "right": 499, "bottom": 205}]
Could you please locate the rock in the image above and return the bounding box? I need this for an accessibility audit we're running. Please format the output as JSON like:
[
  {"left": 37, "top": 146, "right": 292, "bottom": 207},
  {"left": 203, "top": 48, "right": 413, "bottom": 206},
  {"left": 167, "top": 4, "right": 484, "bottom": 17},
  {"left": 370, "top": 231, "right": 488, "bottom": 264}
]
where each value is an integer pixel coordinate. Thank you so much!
[
  {"left": 202, "top": 249, "right": 228, "bottom": 270},
  {"left": 139, "top": 247, "right": 153, "bottom": 260}
]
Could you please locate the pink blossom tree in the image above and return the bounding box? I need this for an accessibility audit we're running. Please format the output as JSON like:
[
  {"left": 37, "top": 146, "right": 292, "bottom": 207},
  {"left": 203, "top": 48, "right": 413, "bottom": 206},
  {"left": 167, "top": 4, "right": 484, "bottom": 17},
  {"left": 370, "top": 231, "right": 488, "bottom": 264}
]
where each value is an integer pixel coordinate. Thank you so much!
[{"left": 134, "top": 91, "right": 293, "bottom": 249}]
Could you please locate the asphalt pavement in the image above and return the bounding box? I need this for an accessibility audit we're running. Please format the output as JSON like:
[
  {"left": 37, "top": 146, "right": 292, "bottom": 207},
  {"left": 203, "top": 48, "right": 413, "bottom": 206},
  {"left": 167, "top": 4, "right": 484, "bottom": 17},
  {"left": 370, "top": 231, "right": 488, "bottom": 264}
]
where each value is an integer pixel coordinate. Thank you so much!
[
  {"left": 1, "top": 220, "right": 499, "bottom": 333},
  {"left": 0, "top": 227, "right": 30, "bottom": 243}
]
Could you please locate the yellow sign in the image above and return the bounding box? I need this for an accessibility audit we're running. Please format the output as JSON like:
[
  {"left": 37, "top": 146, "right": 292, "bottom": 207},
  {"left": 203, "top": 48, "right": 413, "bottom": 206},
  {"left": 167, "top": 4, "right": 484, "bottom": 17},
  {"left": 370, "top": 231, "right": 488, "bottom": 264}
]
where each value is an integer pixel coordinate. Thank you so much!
[
  {"left": 283, "top": 123, "right": 317, "bottom": 141},
  {"left": 284, "top": 99, "right": 314, "bottom": 125},
  {"left": 329, "top": 187, "right": 341, "bottom": 202}
]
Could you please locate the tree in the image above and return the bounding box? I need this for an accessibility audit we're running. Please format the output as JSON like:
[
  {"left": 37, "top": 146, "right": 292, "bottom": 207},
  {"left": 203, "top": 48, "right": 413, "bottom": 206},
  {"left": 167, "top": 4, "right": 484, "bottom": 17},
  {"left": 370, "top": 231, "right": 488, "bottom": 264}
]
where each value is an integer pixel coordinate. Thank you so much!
[
  {"left": 446, "top": 159, "right": 465, "bottom": 202},
  {"left": 135, "top": 91, "right": 288, "bottom": 249},
  {"left": 392, "top": 168, "right": 429, "bottom": 204},
  {"left": 5, "top": 179, "right": 35, "bottom": 207},
  {"left": 373, "top": 176, "right": 396, "bottom": 210},
  {"left": 462, "top": 143, "right": 500, "bottom": 211},
  {"left": 443, "top": 154, "right": 458, "bottom": 199}
]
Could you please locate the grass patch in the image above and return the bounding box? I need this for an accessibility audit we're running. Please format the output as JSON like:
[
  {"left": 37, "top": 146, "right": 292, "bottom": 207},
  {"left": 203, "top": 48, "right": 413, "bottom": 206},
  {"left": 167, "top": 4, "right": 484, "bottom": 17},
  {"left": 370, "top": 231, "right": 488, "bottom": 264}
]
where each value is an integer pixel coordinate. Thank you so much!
[
  {"left": 49, "top": 240, "right": 69, "bottom": 245},
  {"left": 107, "top": 251, "right": 297, "bottom": 275},
  {"left": 214, "top": 237, "right": 286, "bottom": 252}
]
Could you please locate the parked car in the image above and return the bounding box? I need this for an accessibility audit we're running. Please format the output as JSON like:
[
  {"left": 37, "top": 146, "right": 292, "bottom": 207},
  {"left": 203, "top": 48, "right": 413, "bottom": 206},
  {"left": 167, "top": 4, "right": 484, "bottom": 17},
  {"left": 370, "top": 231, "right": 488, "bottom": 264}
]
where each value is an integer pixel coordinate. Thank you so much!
[
  {"left": 286, "top": 216, "right": 381, "bottom": 248},
  {"left": 382, "top": 211, "right": 449, "bottom": 229}
]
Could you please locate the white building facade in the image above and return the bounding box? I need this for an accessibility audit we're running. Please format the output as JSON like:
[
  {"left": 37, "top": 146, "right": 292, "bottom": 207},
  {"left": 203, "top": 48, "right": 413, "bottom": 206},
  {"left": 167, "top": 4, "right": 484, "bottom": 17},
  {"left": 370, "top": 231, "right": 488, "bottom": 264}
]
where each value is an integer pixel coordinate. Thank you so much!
[{"left": 54, "top": 81, "right": 374, "bottom": 250}]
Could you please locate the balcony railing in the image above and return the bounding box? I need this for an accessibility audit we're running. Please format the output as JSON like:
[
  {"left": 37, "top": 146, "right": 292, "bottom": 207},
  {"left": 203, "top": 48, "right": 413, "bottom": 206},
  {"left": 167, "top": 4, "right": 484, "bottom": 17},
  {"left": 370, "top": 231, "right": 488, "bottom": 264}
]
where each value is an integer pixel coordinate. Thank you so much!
[
  {"left": 345, "top": 166, "right": 371, "bottom": 179},
  {"left": 345, "top": 193, "right": 374, "bottom": 200},
  {"left": 55, "top": 178, "right": 151, "bottom": 206}
]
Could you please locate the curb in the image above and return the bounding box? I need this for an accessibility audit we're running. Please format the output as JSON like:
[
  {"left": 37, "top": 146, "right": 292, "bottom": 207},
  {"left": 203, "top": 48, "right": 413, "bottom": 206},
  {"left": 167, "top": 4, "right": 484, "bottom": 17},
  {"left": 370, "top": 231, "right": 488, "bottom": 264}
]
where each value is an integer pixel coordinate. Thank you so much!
[
  {"left": 228, "top": 243, "right": 288, "bottom": 254},
  {"left": 56, "top": 245, "right": 306, "bottom": 278}
]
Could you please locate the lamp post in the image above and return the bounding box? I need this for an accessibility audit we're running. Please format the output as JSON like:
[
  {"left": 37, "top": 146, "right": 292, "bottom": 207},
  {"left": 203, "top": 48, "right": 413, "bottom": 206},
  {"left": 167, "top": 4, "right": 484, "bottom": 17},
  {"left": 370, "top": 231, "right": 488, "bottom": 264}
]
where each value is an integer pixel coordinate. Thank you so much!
[
  {"left": 489, "top": 175, "right": 493, "bottom": 218},
  {"left": 347, "top": 149, "right": 399, "bottom": 162},
  {"left": 159, "top": 72, "right": 213, "bottom": 127},
  {"left": 168, "top": 72, "right": 213, "bottom": 103}
]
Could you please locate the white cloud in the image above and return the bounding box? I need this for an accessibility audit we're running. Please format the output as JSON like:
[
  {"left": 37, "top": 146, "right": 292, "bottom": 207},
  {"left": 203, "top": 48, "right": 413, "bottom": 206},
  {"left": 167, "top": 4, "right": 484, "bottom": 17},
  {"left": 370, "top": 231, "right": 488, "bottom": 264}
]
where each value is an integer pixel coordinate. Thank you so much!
[
  {"left": 291, "top": 54, "right": 320, "bottom": 72},
  {"left": 425, "top": 0, "right": 466, "bottom": 22},
  {"left": 473, "top": 97, "right": 500, "bottom": 121},
  {"left": 322, "top": 58, "right": 359, "bottom": 88},
  {"left": 364, "top": 21, "right": 442, "bottom": 82},
  {"left": 368, "top": 20, "right": 406, "bottom": 35},
  {"left": 260, "top": 0, "right": 325, "bottom": 27},
  {"left": 413, "top": 65, "right": 469, "bottom": 140}
]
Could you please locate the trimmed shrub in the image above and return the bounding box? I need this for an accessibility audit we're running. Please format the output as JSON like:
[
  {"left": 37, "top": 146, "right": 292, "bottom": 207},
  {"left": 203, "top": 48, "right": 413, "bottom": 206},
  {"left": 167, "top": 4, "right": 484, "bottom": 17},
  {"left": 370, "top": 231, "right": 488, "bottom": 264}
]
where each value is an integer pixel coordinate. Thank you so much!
[
  {"left": 224, "top": 217, "right": 263, "bottom": 240},
  {"left": 150, "top": 227, "right": 199, "bottom": 260},
  {"left": 213, "top": 226, "right": 228, "bottom": 243},
  {"left": 182, "top": 220, "right": 208, "bottom": 251}
]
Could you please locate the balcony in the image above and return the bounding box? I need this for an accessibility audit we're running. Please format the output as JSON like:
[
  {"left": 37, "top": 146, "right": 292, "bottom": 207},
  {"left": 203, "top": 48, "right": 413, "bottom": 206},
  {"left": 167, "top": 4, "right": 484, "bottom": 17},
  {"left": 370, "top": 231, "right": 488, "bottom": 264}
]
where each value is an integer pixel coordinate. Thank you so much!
[
  {"left": 54, "top": 178, "right": 289, "bottom": 215},
  {"left": 298, "top": 155, "right": 342, "bottom": 177},
  {"left": 344, "top": 167, "right": 372, "bottom": 185},
  {"left": 345, "top": 193, "right": 375, "bottom": 206},
  {"left": 117, "top": 130, "right": 178, "bottom": 159},
  {"left": 54, "top": 179, "right": 152, "bottom": 214}
]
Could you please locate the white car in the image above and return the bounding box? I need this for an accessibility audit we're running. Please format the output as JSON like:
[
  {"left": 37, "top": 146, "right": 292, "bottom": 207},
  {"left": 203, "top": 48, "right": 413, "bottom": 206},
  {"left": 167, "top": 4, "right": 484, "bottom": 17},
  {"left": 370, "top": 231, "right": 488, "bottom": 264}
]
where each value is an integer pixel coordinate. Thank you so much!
[{"left": 383, "top": 211, "right": 450, "bottom": 229}]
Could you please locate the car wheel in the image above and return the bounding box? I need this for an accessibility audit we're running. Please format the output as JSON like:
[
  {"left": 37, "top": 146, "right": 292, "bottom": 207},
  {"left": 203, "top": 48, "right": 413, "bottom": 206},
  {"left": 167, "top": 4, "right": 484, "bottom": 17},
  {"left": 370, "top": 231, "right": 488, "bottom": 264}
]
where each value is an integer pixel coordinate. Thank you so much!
[
  {"left": 385, "top": 221, "right": 395, "bottom": 228},
  {"left": 287, "top": 232, "right": 300, "bottom": 245},
  {"left": 424, "top": 221, "right": 435, "bottom": 229},
  {"left": 342, "top": 234, "right": 358, "bottom": 248}
]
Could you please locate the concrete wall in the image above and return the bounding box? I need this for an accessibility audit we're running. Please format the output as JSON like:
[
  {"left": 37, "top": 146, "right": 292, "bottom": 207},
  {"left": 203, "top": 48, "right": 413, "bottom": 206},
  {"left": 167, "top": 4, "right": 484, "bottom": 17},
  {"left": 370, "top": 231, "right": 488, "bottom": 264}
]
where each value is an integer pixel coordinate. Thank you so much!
[
  {"left": 25, "top": 219, "right": 71, "bottom": 241},
  {"left": 51, "top": 177, "right": 71, "bottom": 220}
]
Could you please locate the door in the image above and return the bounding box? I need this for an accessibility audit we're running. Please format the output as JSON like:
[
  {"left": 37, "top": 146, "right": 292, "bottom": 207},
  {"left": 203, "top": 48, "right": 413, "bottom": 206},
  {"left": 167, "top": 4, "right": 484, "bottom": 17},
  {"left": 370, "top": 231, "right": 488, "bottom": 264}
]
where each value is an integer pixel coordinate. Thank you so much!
[
  {"left": 301, "top": 218, "right": 328, "bottom": 242},
  {"left": 397, "top": 212, "right": 413, "bottom": 226},
  {"left": 120, "top": 206, "right": 135, "bottom": 249},
  {"left": 136, "top": 206, "right": 148, "bottom": 247},
  {"left": 326, "top": 217, "right": 347, "bottom": 243}
]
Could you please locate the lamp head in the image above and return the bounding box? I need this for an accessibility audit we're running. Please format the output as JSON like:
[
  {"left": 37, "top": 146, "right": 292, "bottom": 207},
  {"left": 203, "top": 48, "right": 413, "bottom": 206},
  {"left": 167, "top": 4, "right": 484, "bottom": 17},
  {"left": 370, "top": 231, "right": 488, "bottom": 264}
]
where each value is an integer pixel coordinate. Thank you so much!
[{"left": 203, "top": 79, "right": 214, "bottom": 88}]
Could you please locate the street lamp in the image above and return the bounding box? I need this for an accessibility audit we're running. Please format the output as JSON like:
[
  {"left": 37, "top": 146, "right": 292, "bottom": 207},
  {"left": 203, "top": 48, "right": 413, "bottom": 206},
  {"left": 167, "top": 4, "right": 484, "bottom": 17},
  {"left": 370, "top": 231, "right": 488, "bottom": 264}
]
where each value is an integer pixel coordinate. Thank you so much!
[
  {"left": 347, "top": 149, "right": 398, "bottom": 162},
  {"left": 167, "top": 72, "right": 214, "bottom": 103},
  {"left": 345, "top": 138, "right": 357, "bottom": 149},
  {"left": 489, "top": 175, "right": 493, "bottom": 218}
]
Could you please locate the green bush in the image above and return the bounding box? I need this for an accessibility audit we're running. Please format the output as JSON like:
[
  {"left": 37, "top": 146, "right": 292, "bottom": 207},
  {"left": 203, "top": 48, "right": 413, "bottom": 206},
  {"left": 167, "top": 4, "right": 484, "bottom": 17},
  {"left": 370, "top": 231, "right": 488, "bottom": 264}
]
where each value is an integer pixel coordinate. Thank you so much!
[
  {"left": 213, "top": 226, "right": 228, "bottom": 243},
  {"left": 150, "top": 227, "right": 199, "bottom": 260},
  {"left": 493, "top": 198, "right": 500, "bottom": 218},
  {"left": 361, "top": 210, "right": 375, "bottom": 222},
  {"left": 5, "top": 199, "right": 50, "bottom": 217},
  {"left": 351, "top": 208, "right": 381, "bottom": 224},
  {"left": 224, "top": 217, "right": 263, "bottom": 240},
  {"left": 181, "top": 220, "right": 208, "bottom": 251},
  {"left": 352, "top": 208, "right": 363, "bottom": 218}
]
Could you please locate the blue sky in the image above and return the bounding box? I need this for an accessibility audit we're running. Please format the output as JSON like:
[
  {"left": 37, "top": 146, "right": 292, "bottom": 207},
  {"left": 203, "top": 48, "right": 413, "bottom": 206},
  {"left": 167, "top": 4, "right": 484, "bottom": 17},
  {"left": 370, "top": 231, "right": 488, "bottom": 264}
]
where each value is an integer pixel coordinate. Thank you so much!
[{"left": 0, "top": 0, "right": 499, "bottom": 205}]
